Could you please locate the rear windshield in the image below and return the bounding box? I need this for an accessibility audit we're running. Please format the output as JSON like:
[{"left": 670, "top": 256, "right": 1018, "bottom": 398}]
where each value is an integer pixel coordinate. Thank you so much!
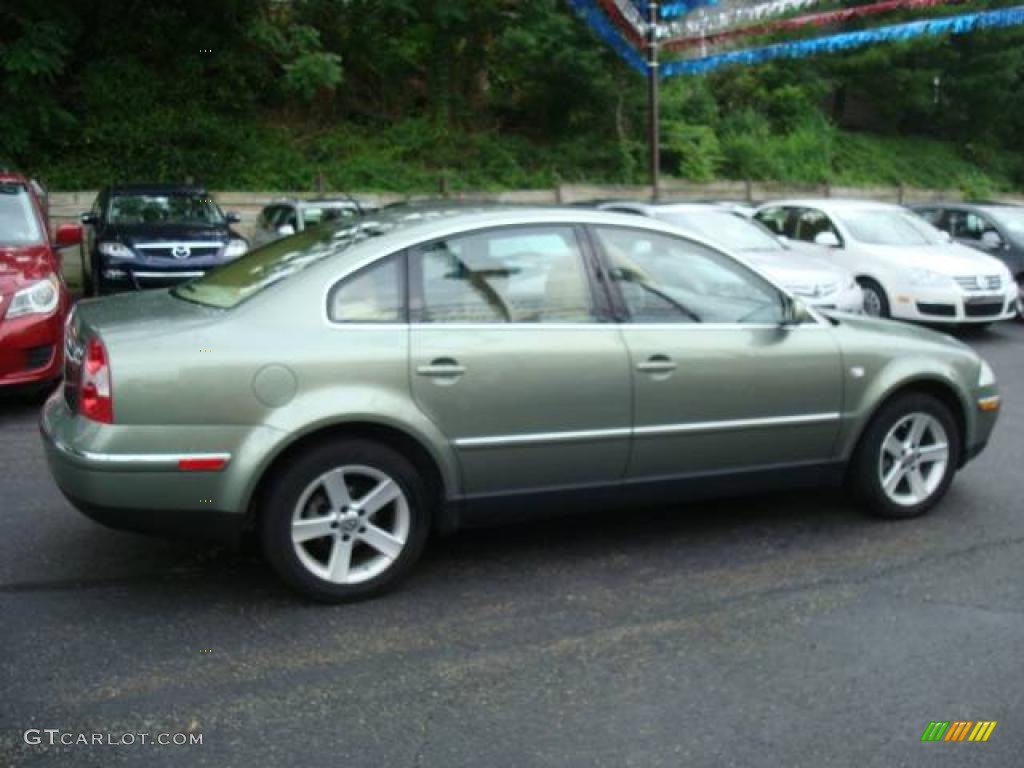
[
  {"left": 0, "top": 183, "right": 44, "bottom": 246},
  {"left": 172, "top": 222, "right": 388, "bottom": 308}
]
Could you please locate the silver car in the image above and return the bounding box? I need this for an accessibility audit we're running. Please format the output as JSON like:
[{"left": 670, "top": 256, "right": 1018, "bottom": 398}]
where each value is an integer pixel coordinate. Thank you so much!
[{"left": 597, "top": 202, "right": 864, "bottom": 313}]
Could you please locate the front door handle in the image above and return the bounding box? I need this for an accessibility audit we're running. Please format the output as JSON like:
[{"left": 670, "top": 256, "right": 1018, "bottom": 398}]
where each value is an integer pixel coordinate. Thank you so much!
[
  {"left": 417, "top": 358, "right": 466, "bottom": 378},
  {"left": 636, "top": 355, "right": 677, "bottom": 374}
]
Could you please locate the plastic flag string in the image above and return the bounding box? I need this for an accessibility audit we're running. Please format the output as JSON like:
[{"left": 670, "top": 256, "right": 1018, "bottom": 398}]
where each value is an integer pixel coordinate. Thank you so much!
[{"left": 661, "top": 4, "right": 1024, "bottom": 75}]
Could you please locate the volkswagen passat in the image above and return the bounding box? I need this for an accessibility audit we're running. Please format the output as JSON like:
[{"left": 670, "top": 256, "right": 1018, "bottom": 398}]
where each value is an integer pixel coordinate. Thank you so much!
[
  {"left": 754, "top": 200, "right": 1017, "bottom": 325},
  {"left": 41, "top": 208, "right": 1001, "bottom": 601}
]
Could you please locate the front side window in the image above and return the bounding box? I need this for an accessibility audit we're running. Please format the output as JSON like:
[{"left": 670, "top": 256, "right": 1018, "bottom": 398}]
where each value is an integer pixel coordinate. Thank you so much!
[
  {"left": 328, "top": 254, "right": 404, "bottom": 323},
  {"left": 107, "top": 192, "right": 225, "bottom": 226},
  {"left": 594, "top": 226, "right": 785, "bottom": 325},
  {"left": 947, "top": 210, "right": 996, "bottom": 242},
  {"left": 755, "top": 207, "right": 791, "bottom": 237},
  {"left": 412, "top": 226, "right": 596, "bottom": 324},
  {"left": 794, "top": 209, "right": 840, "bottom": 244},
  {"left": 0, "top": 183, "right": 44, "bottom": 246}
]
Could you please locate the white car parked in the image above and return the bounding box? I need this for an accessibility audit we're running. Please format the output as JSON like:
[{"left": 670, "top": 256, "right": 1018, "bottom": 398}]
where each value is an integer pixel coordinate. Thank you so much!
[
  {"left": 596, "top": 202, "right": 864, "bottom": 313},
  {"left": 754, "top": 200, "right": 1017, "bottom": 325}
]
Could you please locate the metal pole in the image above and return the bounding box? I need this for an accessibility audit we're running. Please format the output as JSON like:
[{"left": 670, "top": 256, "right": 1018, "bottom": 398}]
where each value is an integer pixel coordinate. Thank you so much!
[{"left": 647, "top": 1, "right": 660, "bottom": 199}]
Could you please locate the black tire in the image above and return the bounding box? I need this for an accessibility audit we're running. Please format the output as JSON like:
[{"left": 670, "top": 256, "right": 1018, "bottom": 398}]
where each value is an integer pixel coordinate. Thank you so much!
[
  {"left": 850, "top": 393, "right": 961, "bottom": 520},
  {"left": 260, "top": 439, "right": 431, "bottom": 602},
  {"left": 1015, "top": 275, "right": 1023, "bottom": 322},
  {"left": 858, "top": 277, "right": 890, "bottom": 319},
  {"left": 80, "top": 249, "right": 93, "bottom": 297}
]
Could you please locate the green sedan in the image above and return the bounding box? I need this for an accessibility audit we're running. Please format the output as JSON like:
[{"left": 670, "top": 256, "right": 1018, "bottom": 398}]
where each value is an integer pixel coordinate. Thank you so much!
[{"left": 40, "top": 208, "right": 1002, "bottom": 601}]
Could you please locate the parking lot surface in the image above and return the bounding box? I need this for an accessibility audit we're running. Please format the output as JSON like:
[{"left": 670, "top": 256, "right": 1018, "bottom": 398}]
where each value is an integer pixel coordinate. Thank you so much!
[{"left": 1, "top": 322, "right": 1022, "bottom": 767}]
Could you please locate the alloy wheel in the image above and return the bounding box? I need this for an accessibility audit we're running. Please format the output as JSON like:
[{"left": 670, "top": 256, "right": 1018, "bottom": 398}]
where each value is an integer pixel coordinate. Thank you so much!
[
  {"left": 862, "top": 286, "right": 883, "bottom": 317},
  {"left": 290, "top": 465, "right": 410, "bottom": 585},
  {"left": 877, "top": 413, "right": 949, "bottom": 507}
]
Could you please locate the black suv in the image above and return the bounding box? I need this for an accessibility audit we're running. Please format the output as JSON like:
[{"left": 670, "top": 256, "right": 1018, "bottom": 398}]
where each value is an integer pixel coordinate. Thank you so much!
[{"left": 79, "top": 184, "right": 248, "bottom": 295}]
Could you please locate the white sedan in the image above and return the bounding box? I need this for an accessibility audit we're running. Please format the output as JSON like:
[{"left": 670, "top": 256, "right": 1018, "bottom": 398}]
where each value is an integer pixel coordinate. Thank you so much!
[
  {"left": 754, "top": 200, "right": 1017, "bottom": 325},
  {"left": 596, "top": 202, "right": 864, "bottom": 313}
]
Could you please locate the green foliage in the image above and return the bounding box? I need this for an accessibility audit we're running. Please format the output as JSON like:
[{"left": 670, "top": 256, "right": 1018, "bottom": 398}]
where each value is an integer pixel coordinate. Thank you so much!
[{"left": 4, "top": 0, "right": 1024, "bottom": 193}]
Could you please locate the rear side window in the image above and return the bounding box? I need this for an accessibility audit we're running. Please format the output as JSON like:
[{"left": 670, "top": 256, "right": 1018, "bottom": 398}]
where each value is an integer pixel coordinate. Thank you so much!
[
  {"left": 411, "top": 225, "right": 596, "bottom": 324},
  {"left": 327, "top": 254, "right": 405, "bottom": 323}
]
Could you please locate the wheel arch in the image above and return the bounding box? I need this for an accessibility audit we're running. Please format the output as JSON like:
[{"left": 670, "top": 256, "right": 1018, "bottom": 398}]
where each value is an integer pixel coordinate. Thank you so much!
[
  {"left": 243, "top": 420, "right": 456, "bottom": 534},
  {"left": 849, "top": 376, "right": 970, "bottom": 469}
]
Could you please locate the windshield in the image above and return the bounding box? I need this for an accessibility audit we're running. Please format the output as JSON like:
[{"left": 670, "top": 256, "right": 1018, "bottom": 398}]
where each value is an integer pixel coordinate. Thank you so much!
[
  {"left": 661, "top": 210, "right": 782, "bottom": 251},
  {"left": 172, "top": 221, "right": 390, "bottom": 308},
  {"left": 108, "top": 192, "right": 225, "bottom": 226},
  {"left": 839, "top": 209, "right": 944, "bottom": 246},
  {"left": 0, "top": 184, "right": 44, "bottom": 246},
  {"left": 986, "top": 207, "right": 1024, "bottom": 237}
]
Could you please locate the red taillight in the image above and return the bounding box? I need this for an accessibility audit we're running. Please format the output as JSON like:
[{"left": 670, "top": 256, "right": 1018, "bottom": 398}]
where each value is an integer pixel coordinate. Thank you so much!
[
  {"left": 178, "top": 457, "right": 228, "bottom": 472},
  {"left": 79, "top": 336, "right": 113, "bottom": 424}
]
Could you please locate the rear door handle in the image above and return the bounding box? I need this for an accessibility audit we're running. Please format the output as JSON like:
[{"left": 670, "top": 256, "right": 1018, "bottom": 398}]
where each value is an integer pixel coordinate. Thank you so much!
[
  {"left": 636, "top": 355, "right": 677, "bottom": 374},
  {"left": 416, "top": 358, "right": 466, "bottom": 377}
]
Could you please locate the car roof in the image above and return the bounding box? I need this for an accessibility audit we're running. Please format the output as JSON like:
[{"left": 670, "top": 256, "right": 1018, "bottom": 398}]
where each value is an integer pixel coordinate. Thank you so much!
[
  {"left": 911, "top": 201, "right": 1021, "bottom": 211},
  {"left": 107, "top": 184, "right": 208, "bottom": 195},
  {"left": 0, "top": 170, "right": 30, "bottom": 184},
  {"left": 323, "top": 205, "right": 720, "bottom": 253}
]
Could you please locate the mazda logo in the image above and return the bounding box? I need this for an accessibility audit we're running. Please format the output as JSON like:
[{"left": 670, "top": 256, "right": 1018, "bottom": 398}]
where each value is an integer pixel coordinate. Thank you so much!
[{"left": 172, "top": 245, "right": 191, "bottom": 260}]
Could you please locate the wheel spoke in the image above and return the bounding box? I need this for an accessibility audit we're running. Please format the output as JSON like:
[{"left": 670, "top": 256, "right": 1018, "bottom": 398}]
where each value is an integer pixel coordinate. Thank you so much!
[
  {"left": 883, "top": 435, "right": 903, "bottom": 459},
  {"left": 358, "top": 523, "right": 403, "bottom": 559},
  {"left": 918, "top": 443, "right": 949, "bottom": 465},
  {"left": 320, "top": 469, "right": 352, "bottom": 511},
  {"left": 908, "top": 415, "right": 930, "bottom": 447},
  {"left": 326, "top": 538, "right": 354, "bottom": 582},
  {"left": 907, "top": 467, "right": 929, "bottom": 502},
  {"left": 883, "top": 464, "right": 906, "bottom": 494},
  {"left": 292, "top": 516, "right": 335, "bottom": 544},
  {"left": 357, "top": 478, "right": 401, "bottom": 517}
]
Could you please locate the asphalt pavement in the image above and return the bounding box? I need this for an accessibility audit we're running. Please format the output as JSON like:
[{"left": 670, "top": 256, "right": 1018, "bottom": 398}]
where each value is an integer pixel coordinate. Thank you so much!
[{"left": 1, "top": 321, "right": 1022, "bottom": 768}]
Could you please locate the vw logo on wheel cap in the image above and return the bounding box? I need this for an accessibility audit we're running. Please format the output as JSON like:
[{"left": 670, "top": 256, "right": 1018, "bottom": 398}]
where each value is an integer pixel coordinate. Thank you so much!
[{"left": 172, "top": 245, "right": 191, "bottom": 260}]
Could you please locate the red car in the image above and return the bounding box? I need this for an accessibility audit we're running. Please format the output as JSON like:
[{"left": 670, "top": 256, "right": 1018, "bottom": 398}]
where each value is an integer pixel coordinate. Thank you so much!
[{"left": 0, "top": 169, "right": 81, "bottom": 393}]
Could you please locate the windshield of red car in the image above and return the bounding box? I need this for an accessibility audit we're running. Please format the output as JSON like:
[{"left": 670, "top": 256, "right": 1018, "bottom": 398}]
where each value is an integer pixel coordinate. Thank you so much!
[{"left": 0, "top": 183, "right": 44, "bottom": 246}]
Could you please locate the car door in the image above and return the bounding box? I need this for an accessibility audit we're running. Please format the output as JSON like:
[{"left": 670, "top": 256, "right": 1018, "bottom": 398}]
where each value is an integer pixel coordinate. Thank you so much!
[
  {"left": 408, "top": 223, "right": 632, "bottom": 500},
  {"left": 589, "top": 224, "right": 843, "bottom": 483}
]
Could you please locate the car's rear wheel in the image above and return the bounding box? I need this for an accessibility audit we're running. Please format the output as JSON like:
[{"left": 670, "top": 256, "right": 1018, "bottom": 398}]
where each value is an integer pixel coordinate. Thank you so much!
[
  {"left": 1015, "top": 274, "right": 1023, "bottom": 321},
  {"left": 851, "top": 393, "right": 960, "bottom": 519},
  {"left": 260, "top": 439, "right": 430, "bottom": 602},
  {"left": 858, "top": 278, "right": 890, "bottom": 319}
]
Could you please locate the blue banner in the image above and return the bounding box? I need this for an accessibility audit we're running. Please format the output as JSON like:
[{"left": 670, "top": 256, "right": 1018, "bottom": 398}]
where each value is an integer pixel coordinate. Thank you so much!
[
  {"left": 570, "top": 0, "right": 648, "bottom": 72},
  {"left": 663, "top": 5, "right": 1024, "bottom": 75}
]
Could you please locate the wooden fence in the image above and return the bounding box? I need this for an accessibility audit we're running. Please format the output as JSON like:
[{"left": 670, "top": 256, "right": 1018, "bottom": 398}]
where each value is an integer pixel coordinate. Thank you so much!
[{"left": 45, "top": 181, "right": 1024, "bottom": 241}]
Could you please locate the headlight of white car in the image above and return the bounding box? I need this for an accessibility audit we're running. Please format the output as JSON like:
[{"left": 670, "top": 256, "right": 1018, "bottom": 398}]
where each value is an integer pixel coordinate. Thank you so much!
[
  {"left": 6, "top": 274, "right": 61, "bottom": 320},
  {"left": 98, "top": 241, "right": 134, "bottom": 259},
  {"left": 906, "top": 268, "right": 952, "bottom": 288},
  {"left": 978, "top": 359, "right": 997, "bottom": 387},
  {"left": 223, "top": 239, "right": 248, "bottom": 259}
]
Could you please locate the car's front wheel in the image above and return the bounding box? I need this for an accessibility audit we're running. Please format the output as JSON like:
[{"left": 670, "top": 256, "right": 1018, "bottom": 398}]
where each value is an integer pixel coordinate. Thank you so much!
[
  {"left": 261, "top": 439, "right": 430, "bottom": 602},
  {"left": 858, "top": 277, "right": 890, "bottom": 318},
  {"left": 851, "top": 393, "right": 960, "bottom": 519},
  {"left": 1015, "top": 274, "right": 1023, "bottom": 321}
]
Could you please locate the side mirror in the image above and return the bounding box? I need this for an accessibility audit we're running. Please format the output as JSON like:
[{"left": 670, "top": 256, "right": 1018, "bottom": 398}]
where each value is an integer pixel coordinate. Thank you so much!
[
  {"left": 980, "top": 230, "right": 1003, "bottom": 249},
  {"left": 277, "top": 224, "right": 296, "bottom": 237},
  {"left": 225, "top": 211, "right": 241, "bottom": 223},
  {"left": 781, "top": 296, "right": 813, "bottom": 326},
  {"left": 813, "top": 231, "right": 841, "bottom": 248},
  {"left": 55, "top": 223, "right": 83, "bottom": 248},
  {"left": 80, "top": 212, "right": 97, "bottom": 226}
]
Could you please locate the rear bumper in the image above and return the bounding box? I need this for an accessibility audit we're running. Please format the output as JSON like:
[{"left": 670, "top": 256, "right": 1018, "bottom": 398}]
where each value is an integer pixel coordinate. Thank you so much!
[
  {"left": 0, "top": 304, "right": 65, "bottom": 387},
  {"left": 40, "top": 392, "right": 249, "bottom": 542}
]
